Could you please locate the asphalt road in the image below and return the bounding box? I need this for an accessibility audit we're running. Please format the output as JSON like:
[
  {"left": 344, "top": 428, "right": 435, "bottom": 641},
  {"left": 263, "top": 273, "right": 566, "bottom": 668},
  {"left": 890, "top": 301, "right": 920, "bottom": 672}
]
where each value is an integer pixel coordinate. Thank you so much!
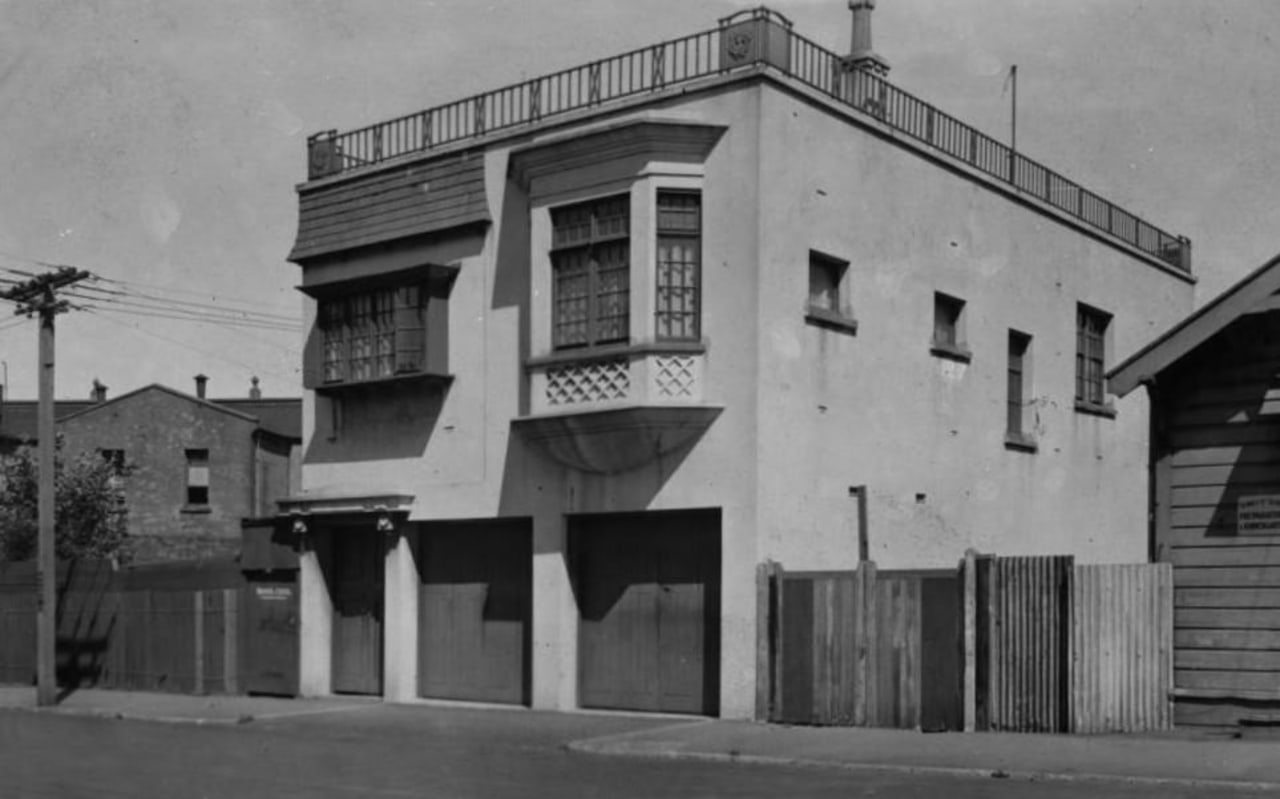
[{"left": 0, "top": 704, "right": 1265, "bottom": 798}]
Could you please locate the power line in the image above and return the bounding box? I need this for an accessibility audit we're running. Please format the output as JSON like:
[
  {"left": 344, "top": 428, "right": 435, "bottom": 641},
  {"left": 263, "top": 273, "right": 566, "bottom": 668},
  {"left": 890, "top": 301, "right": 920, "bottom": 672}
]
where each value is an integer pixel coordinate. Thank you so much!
[
  {"left": 0, "top": 249, "right": 60, "bottom": 270},
  {"left": 84, "top": 309, "right": 299, "bottom": 382},
  {"left": 66, "top": 290, "right": 301, "bottom": 329},
  {"left": 73, "top": 302, "right": 302, "bottom": 334},
  {"left": 74, "top": 282, "right": 300, "bottom": 324},
  {"left": 91, "top": 274, "right": 299, "bottom": 314}
]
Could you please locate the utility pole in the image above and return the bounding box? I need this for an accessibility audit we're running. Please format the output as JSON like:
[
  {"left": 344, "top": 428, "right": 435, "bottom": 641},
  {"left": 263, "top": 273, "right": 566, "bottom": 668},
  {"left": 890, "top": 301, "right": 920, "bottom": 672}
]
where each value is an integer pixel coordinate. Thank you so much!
[{"left": 1, "top": 266, "right": 90, "bottom": 706}]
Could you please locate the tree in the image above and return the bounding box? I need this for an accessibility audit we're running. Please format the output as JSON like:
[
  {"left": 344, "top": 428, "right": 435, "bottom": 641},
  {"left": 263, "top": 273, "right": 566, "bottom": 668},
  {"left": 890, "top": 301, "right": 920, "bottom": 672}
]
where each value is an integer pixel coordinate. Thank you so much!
[{"left": 0, "top": 437, "right": 130, "bottom": 562}]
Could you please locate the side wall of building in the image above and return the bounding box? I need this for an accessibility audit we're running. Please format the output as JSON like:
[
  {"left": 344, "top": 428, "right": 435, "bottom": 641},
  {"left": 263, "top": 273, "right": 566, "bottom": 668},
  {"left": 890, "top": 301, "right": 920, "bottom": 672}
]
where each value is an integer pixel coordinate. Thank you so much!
[{"left": 751, "top": 84, "right": 1196, "bottom": 570}]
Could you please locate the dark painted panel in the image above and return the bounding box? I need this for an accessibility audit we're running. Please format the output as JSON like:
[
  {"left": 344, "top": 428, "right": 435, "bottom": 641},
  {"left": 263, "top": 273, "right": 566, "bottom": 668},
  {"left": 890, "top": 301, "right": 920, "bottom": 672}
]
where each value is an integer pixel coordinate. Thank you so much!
[
  {"left": 919, "top": 575, "right": 962, "bottom": 732},
  {"left": 330, "top": 533, "right": 383, "bottom": 695},
  {"left": 418, "top": 519, "right": 531, "bottom": 705},
  {"left": 777, "top": 578, "right": 814, "bottom": 724},
  {"left": 573, "top": 510, "right": 720, "bottom": 715},
  {"left": 244, "top": 575, "right": 299, "bottom": 696}
]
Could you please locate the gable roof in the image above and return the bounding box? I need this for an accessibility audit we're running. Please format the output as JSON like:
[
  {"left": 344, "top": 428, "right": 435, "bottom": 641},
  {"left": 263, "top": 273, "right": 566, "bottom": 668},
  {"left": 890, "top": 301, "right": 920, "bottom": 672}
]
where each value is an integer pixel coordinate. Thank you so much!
[
  {"left": 57, "top": 383, "right": 261, "bottom": 425},
  {"left": 1109, "top": 252, "right": 1280, "bottom": 397},
  {"left": 1, "top": 384, "right": 302, "bottom": 443}
]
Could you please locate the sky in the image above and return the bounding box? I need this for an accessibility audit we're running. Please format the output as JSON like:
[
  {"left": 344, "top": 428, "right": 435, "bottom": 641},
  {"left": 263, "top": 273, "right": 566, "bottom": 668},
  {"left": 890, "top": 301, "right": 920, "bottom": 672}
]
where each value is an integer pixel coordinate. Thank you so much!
[{"left": 0, "top": 0, "right": 1276, "bottom": 400}]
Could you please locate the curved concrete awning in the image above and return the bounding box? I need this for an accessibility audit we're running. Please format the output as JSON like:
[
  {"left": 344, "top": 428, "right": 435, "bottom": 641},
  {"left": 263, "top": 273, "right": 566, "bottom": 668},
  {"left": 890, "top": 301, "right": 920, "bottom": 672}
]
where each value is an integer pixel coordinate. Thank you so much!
[{"left": 512, "top": 404, "right": 723, "bottom": 475}]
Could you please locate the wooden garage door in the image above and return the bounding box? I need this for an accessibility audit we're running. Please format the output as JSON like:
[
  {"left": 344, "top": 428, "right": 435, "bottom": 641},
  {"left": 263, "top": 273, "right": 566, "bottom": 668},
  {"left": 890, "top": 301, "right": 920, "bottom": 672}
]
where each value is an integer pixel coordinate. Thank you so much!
[
  {"left": 418, "top": 520, "right": 532, "bottom": 704},
  {"left": 330, "top": 532, "right": 384, "bottom": 695},
  {"left": 574, "top": 510, "right": 721, "bottom": 715}
]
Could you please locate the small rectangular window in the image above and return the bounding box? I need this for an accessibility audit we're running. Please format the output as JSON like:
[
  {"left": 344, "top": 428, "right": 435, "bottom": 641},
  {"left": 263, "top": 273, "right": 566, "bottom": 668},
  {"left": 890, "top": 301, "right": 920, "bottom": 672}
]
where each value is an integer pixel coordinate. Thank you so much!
[
  {"left": 933, "top": 293, "right": 965, "bottom": 348},
  {"left": 930, "top": 292, "right": 970, "bottom": 361},
  {"left": 185, "top": 448, "right": 209, "bottom": 507},
  {"left": 1006, "top": 331, "right": 1035, "bottom": 450},
  {"left": 1075, "top": 304, "right": 1111, "bottom": 410},
  {"left": 808, "top": 251, "right": 847, "bottom": 314}
]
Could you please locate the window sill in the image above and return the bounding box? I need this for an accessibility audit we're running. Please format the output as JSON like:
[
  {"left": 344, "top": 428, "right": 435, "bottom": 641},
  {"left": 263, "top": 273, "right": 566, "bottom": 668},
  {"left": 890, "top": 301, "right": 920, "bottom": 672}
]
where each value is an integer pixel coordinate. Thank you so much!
[
  {"left": 930, "top": 341, "right": 972, "bottom": 363},
  {"left": 180, "top": 504, "right": 212, "bottom": 515},
  {"left": 1004, "top": 433, "right": 1038, "bottom": 453},
  {"left": 804, "top": 306, "right": 858, "bottom": 336},
  {"left": 1074, "top": 400, "right": 1117, "bottom": 419},
  {"left": 526, "top": 339, "right": 707, "bottom": 369}
]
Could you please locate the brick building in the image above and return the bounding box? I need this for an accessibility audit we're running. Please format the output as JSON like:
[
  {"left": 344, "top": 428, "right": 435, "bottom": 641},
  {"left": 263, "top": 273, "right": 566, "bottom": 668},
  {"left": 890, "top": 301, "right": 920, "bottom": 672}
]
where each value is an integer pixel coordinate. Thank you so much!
[{"left": 3, "top": 377, "right": 301, "bottom": 562}]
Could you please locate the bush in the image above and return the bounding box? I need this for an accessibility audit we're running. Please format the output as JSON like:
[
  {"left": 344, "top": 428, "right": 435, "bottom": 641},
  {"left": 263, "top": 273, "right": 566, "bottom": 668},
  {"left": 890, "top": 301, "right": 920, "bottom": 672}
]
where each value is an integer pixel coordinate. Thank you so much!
[{"left": 0, "top": 437, "right": 129, "bottom": 562}]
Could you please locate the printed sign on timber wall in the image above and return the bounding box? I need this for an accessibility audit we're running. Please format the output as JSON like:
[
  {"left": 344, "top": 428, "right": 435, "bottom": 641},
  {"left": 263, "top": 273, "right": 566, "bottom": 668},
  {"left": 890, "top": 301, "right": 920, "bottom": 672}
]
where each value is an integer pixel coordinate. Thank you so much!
[{"left": 1238, "top": 495, "right": 1280, "bottom": 535}]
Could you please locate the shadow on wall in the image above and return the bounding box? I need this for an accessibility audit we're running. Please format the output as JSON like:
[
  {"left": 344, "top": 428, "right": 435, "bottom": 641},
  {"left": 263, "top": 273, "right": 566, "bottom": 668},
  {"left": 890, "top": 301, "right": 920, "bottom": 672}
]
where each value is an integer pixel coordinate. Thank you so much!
[
  {"left": 495, "top": 428, "right": 704, "bottom": 522},
  {"left": 305, "top": 381, "right": 447, "bottom": 464},
  {"left": 491, "top": 173, "right": 532, "bottom": 417},
  {"left": 1168, "top": 314, "right": 1280, "bottom": 546}
]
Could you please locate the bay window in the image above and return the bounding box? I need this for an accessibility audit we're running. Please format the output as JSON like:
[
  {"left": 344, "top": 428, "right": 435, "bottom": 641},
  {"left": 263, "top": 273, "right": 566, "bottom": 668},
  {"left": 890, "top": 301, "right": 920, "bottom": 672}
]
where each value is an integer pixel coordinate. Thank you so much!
[{"left": 320, "top": 285, "right": 427, "bottom": 383}]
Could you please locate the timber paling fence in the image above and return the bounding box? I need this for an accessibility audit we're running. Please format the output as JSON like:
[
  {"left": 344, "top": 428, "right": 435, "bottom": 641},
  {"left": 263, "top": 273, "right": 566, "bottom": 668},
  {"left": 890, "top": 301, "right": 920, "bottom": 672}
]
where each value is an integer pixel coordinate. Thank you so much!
[
  {"left": 760, "top": 555, "right": 1173, "bottom": 733},
  {"left": 0, "top": 559, "right": 245, "bottom": 694}
]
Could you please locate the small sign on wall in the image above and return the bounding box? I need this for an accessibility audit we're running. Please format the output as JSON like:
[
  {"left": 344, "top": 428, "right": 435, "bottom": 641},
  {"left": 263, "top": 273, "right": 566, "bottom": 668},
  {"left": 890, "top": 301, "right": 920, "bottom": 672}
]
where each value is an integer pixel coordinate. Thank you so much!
[
  {"left": 255, "top": 585, "right": 294, "bottom": 601},
  {"left": 1238, "top": 495, "right": 1280, "bottom": 535}
]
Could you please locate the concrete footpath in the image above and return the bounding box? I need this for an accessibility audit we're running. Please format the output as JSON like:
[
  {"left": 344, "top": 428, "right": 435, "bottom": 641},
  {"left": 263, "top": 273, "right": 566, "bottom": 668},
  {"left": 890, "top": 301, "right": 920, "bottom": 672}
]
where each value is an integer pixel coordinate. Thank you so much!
[
  {"left": 568, "top": 718, "right": 1280, "bottom": 791},
  {"left": 0, "top": 685, "right": 379, "bottom": 725},
  {"left": 4, "top": 686, "right": 1280, "bottom": 791}
]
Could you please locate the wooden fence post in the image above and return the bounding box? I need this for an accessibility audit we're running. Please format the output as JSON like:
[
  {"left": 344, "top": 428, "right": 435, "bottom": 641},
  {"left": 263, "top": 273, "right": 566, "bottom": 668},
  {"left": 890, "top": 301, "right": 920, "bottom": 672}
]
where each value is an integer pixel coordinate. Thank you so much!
[
  {"left": 771, "top": 563, "right": 787, "bottom": 722},
  {"left": 853, "top": 560, "right": 876, "bottom": 726},
  {"left": 224, "top": 587, "right": 239, "bottom": 695},
  {"left": 755, "top": 560, "right": 778, "bottom": 721},
  {"left": 962, "top": 549, "right": 977, "bottom": 732},
  {"left": 193, "top": 590, "right": 205, "bottom": 695}
]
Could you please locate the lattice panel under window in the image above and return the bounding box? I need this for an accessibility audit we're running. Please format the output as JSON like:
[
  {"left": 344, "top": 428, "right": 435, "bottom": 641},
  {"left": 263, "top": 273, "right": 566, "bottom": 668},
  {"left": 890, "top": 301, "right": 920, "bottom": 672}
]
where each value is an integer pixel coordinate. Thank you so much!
[
  {"left": 653, "top": 355, "right": 697, "bottom": 399},
  {"left": 546, "top": 358, "right": 630, "bottom": 405}
]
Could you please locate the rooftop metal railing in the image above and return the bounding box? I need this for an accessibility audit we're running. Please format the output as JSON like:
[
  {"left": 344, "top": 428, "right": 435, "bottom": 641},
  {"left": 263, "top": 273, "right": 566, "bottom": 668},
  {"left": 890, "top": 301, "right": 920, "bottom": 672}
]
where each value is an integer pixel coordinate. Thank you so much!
[{"left": 305, "top": 7, "right": 1190, "bottom": 270}]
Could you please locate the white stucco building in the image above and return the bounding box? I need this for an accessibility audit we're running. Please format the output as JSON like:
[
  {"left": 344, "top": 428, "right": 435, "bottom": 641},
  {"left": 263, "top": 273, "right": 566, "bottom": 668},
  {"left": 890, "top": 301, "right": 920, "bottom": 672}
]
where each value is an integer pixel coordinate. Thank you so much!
[{"left": 280, "top": 6, "right": 1194, "bottom": 719}]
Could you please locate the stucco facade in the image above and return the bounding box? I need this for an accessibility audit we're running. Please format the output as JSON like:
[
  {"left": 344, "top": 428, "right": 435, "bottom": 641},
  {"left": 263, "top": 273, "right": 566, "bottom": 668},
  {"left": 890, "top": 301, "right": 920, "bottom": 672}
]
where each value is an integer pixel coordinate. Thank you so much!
[{"left": 283, "top": 11, "right": 1193, "bottom": 719}]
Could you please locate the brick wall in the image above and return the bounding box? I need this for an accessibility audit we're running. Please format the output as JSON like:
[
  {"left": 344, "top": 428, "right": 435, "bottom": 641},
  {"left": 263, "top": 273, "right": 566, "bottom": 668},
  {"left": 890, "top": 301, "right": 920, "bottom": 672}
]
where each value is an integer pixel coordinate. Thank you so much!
[{"left": 59, "top": 387, "right": 259, "bottom": 543}]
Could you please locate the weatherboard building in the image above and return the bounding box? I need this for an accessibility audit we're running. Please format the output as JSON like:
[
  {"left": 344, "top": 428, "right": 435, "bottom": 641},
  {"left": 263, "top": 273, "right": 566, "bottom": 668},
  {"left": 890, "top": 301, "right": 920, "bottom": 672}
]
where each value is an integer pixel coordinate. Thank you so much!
[{"left": 280, "top": 6, "right": 1194, "bottom": 717}]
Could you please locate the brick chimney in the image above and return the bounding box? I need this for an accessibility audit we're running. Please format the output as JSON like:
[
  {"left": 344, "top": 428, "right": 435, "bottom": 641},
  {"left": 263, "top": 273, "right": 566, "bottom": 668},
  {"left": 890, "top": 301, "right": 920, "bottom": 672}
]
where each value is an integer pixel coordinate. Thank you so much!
[
  {"left": 91, "top": 379, "right": 107, "bottom": 403},
  {"left": 249, "top": 376, "right": 261, "bottom": 400},
  {"left": 847, "top": 0, "right": 889, "bottom": 76},
  {"left": 194, "top": 374, "right": 208, "bottom": 399}
]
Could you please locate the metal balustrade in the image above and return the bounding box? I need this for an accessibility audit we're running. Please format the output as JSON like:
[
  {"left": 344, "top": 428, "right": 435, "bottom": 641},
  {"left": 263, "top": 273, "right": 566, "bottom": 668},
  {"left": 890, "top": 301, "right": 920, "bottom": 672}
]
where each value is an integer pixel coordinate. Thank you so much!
[{"left": 305, "top": 7, "right": 1189, "bottom": 270}]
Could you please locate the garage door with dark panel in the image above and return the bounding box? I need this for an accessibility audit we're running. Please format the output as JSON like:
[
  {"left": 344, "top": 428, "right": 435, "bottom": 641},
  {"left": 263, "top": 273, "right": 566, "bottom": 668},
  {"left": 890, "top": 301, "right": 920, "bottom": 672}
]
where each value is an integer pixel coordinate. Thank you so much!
[
  {"left": 418, "top": 519, "right": 532, "bottom": 705},
  {"left": 573, "top": 509, "right": 721, "bottom": 716}
]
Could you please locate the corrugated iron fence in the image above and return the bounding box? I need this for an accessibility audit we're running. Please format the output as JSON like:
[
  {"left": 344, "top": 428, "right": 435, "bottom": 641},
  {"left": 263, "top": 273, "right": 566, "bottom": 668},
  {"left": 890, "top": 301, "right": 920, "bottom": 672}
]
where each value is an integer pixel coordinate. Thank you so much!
[
  {"left": 1072, "top": 563, "right": 1173, "bottom": 733},
  {"left": 0, "top": 559, "right": 246, "bottom": 694},
  {"left": 974, "top": 555, "right": 1073, "bottom": 732},
  {"left": 761, "top": 555, "right": 1172, "bottom": 733}
]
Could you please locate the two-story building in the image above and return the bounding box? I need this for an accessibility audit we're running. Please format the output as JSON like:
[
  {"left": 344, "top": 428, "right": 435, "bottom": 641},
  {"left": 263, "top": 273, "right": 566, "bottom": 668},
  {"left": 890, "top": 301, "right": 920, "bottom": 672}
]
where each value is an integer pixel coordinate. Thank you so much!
[
  {"left": 46, "top": 376, "right": 303, "bottom": 562},
  {"left": 280, "top": 6, "right": 1194, "bottom": 718}
]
